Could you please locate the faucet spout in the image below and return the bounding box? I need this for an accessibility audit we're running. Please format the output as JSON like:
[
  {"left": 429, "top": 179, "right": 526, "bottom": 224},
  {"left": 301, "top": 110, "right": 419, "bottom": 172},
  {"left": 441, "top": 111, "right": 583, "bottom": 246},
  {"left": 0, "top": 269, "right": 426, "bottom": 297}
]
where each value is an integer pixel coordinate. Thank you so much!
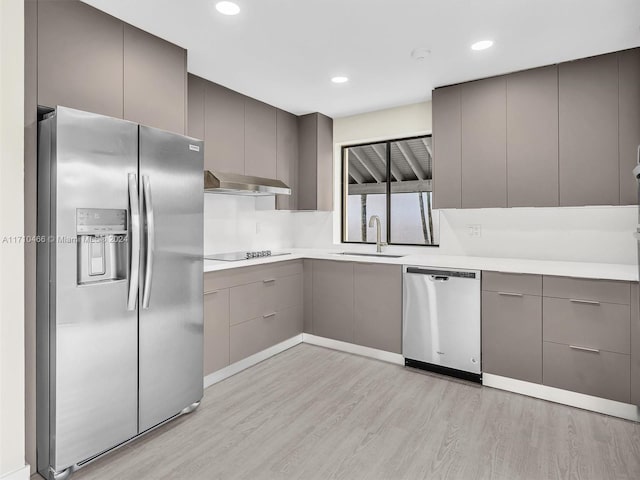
[{"left": 368, "top": 215, "right": 387, "bottom": 253}]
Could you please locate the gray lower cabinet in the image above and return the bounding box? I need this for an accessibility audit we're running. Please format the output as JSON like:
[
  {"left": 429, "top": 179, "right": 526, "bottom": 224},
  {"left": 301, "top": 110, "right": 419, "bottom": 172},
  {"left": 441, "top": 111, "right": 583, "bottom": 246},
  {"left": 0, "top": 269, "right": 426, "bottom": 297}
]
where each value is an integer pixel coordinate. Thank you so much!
[
  {"left": 244, "top": 98, "right": 277, "bottom": 178},
  {"left": 461, "top": 76, "right": 507, "bottom": 208},
  {"left": 204, "top": 261, "right": 303, "bottom": 369},
  {"left": 303, "top": 260, "right": 314, "bottom": 333},
  {"left": 432, "top": 85, "right": 462, "bottom": 209},
  {"left": 276, "top": 109, "right": 299, "bottom": 210},
  {"left": 123, "top": 24, "right": 187, "bottom": 134},
  {"left": 506, "top": 66, "right": 559, "bottom": 207},
  {"left": 543, "top": 342, "right": 630, "bottom": 404},
  {"left": 353, "top": 264, "right": 402, "bottom": 353},
  {"left": 187, "top": 74, "right": 206, "bottom": 140},
  {"left": 37, "top": 0, "right": 124, "bottom": 118},
  {"left": 205, "top": 82, "right": 245, "bottom": 174},
  {"left": 619, "top": 48, "right": 640, "bottom": 206},
  {"left": 482, "top": 293, "right": 542, "bottom": 383},
  {"left": 559, "top": 53, "right": 619, "bottom": 206},
  {"left": 203, "top": 288, "right": 230, "bottom": 376},
  {"left": 481, "top": 272, "right": 542, "bottom": 384},
  {"left": 312, "top": 260, "right": 355, "bottom": 343},
  {"left": 631, "top": 283, "right": 640, "bottom": 405}
]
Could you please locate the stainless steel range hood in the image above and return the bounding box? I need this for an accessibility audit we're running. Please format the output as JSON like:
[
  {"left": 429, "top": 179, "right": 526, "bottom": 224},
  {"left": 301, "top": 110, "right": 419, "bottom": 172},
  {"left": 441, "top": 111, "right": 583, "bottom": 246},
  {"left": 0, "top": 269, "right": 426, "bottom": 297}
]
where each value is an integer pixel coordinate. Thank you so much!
[{"left": 204, "top": 170, "right": 291, "bottom": 196}]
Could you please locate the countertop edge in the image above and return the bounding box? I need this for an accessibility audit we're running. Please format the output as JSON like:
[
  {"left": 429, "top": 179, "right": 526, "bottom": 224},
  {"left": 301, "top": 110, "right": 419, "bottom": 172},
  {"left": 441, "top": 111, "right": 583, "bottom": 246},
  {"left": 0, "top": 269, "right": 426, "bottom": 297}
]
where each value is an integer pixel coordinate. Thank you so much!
[{"left": 203, "top": 250, "right": 638, "bottom": 282}]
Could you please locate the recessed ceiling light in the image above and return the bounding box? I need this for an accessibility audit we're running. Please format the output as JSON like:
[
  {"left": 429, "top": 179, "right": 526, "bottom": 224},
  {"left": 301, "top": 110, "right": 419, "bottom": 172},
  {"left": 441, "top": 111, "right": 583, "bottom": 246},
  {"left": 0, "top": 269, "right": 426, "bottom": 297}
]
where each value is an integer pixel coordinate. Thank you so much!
[
  {"left": 471, "top": 40, "right": 494, "bottom": 51},
  {"left": 331, "top": 76, "right": 349, "bottom": 84},
  {"left": 215, "top": 1, "right": 240, "bottom": 15},
  {"left": 411, "top": 48, "right": 431, "bottom": 61}
]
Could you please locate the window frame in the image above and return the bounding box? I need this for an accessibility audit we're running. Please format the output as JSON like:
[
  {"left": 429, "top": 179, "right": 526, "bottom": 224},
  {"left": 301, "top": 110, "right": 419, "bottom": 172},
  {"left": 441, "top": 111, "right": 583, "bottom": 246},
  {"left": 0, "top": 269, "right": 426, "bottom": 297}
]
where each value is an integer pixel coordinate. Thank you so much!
[{"left": 340, "top": 134, "right": 437, "bottom": 247}]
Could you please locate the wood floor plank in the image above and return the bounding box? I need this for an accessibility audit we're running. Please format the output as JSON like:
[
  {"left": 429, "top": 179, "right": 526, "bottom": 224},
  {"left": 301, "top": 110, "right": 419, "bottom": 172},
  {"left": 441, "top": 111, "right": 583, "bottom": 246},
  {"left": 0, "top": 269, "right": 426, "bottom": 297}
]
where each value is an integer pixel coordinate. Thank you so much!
[{"left": 63, "top": 344, "right": 640, "bottom": 480}]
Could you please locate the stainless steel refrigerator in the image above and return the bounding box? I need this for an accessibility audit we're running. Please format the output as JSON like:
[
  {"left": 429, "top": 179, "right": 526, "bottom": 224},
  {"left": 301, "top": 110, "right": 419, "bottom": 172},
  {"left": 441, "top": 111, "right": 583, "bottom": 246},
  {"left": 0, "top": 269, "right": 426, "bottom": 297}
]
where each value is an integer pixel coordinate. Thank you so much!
[{"left": 36, "top": 107, "right": 204, "bottom": 480}]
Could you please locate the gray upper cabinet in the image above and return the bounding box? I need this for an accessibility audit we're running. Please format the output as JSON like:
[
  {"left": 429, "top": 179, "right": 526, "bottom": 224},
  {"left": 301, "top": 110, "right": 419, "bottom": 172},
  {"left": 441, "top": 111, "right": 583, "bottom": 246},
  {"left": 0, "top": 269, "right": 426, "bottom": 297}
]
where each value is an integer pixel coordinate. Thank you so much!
[
  {"left": 312, "top": 260, "right": 354, "bottom": 343},
  {"left": 38, "top": 0, "right": 124, "bottom": 118},
  {"left": 461, "top": 77, "right": 507, "bottom": 208},
  {"left": 432, "top": 86, "right": 462, "bottom": 209},
  {"left": 205, "top": 82, "right": 245, "bottom": 174},
  {"left": 559, "top": 54, "right": 619, "bottom": 206},
  {"left": 244, "top": 98, "right": 277, "bottom": 178},
  {"left": 298, "top": 113, "right": 334, "bottom": 211},
  {"left": 506, "top": 66, "right": 559, "bottom": 207},
  {"left": 123, "top": 25, "right": 187, "bottom": 135},
  {"left": 187, "top": 74, "right": 205, "bottom": 140},
  {"left": 619, "top": 49, "right": 640, "bottom": 206},
  {"left": 276, "top": 109, "right": 299, "bottom": 210},
  {"left": 353, "top": 264, "right": 402, "bottom": 354}
]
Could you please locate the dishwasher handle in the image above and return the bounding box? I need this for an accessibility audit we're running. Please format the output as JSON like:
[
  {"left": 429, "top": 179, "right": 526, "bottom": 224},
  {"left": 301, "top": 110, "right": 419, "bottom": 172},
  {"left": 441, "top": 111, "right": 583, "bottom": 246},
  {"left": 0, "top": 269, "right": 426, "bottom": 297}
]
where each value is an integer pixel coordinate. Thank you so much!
[{"left": 431, "top": 275, "right": 449, "bottom": 282}]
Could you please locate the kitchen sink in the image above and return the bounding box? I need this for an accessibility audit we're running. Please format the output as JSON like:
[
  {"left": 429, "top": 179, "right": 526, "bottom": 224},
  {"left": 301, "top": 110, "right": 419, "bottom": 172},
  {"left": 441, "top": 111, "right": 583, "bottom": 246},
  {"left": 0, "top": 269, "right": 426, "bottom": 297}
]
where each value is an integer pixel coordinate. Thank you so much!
[{"left": 333, "top": 252, "right": 406, "bottom": 258}]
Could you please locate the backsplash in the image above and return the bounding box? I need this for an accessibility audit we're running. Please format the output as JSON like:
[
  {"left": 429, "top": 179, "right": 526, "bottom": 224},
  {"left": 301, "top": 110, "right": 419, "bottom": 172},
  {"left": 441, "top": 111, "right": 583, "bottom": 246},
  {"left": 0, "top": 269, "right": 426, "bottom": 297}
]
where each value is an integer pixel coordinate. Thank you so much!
[{"left": 437, "top": 205, "right": 637, "bottom": 265}]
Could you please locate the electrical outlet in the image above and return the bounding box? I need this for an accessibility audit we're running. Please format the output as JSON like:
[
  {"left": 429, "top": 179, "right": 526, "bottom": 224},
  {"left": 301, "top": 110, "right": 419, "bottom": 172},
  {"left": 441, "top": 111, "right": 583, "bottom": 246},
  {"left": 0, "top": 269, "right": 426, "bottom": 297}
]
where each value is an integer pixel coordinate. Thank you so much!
[{"left": 466, "top": 224, "right": 482, "bottom": 238}]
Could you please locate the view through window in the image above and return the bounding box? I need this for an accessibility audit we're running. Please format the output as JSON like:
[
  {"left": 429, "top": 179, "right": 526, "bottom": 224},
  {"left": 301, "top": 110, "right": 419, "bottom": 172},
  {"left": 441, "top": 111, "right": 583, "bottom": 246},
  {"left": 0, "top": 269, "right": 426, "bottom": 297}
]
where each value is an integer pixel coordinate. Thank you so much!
[{"left": 342, "top": 135, "right": 438, "bottom": 246}]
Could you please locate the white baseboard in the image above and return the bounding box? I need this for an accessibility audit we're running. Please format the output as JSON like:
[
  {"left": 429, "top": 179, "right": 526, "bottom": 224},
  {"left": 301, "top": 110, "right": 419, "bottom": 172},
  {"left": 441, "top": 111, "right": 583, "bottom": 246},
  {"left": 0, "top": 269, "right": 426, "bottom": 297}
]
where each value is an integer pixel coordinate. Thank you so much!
[
  {"left": 302, "top": 334, "right": 405, "bottom": 366},
  {"left": 0, "top": 465, "right": 30, "bottom": 480},
  {"left": 203, "top": 335, "right": 303, "bottom": 389},
  {"left": 483, "top": 373, "right": 640, "bottom": 422}
]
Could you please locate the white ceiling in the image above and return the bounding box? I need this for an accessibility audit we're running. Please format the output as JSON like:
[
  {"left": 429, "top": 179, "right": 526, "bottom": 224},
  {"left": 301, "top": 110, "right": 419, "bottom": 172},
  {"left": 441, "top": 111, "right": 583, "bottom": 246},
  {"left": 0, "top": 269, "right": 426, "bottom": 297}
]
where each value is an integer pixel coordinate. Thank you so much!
[{"left": 81, "top": 0, "right": 640, "bottom": 118}]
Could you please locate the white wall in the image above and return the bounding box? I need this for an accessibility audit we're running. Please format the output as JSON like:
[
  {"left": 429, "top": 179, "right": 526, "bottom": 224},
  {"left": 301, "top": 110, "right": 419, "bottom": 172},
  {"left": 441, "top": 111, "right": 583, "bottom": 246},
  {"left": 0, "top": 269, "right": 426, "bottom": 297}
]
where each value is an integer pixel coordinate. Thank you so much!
[{"left": 0, "top": 0, "right": 28, "bottom": 478}]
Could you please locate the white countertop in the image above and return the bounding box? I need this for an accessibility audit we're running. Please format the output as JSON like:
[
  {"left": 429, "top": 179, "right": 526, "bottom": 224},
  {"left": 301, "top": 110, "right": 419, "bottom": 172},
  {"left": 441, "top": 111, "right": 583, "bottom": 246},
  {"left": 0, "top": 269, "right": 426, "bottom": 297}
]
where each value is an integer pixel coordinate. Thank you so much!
[{"left": 203, "top": 248, "right": 638, "bottom": 282}]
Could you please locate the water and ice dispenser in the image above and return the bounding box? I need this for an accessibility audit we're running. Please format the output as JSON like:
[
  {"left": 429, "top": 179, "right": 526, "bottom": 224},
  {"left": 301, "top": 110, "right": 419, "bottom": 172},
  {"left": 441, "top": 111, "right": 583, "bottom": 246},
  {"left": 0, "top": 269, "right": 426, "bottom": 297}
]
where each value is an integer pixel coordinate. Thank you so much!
[{"left": 76, "top": 208, "right": 128, "bottom": 285}]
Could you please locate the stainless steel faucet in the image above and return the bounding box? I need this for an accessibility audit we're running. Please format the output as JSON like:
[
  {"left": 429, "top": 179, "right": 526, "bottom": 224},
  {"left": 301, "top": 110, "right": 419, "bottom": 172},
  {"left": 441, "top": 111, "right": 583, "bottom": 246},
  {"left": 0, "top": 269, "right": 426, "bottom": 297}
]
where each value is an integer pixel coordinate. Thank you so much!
[{"left": 368, "top": 215, "right": 388, "bottom": 253}]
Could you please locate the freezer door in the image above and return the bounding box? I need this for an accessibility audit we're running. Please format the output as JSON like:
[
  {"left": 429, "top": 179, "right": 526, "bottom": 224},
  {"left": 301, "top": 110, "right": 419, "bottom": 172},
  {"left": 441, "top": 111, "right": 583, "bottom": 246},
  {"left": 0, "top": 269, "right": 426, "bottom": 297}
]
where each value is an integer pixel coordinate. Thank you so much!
[
  {"left": 46, "top": 107, "right": 139, "bottom": 471},
  {"left": 138, "top": 126, "right": 204, "bottom": 432}
]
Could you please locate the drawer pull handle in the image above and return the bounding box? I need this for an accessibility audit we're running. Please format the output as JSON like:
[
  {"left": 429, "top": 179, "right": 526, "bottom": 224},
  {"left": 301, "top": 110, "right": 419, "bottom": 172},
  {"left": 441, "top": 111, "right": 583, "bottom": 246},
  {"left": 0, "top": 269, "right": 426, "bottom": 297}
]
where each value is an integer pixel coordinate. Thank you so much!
[
  {"left": 263, "top": 312, "right": 276, "bottom": 318},
  {"left": 569, "top": 299, "right": 600, "bottom": 305},
  {"left": 498, "top": 292, "right": 523, "bottom": 297},
  {"left": 569, "top": 345, "right": 600, "bottom": 354},
  {"left": 263, "top": 278, "right": 276, "bottom": 284},
  {"left": 204, "top": 290, "right": 219, "bottom": 295}
]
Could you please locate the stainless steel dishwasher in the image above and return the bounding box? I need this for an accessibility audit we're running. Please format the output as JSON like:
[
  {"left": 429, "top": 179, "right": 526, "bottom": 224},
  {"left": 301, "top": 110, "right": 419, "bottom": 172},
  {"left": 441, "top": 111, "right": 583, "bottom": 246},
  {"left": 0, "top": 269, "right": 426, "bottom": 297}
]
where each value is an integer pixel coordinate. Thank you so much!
[{"left": 403, "top": 266, "right": 482, "bottom": 382}]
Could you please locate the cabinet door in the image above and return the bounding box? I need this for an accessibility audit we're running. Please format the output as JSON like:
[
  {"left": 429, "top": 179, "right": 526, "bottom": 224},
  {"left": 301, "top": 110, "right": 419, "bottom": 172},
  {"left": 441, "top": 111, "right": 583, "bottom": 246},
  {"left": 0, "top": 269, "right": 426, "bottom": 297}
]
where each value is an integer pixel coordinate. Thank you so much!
[
  {"left": 354, "top": 264, "right": 402, "bottom": 353},
  {"left": 461, "top": 77, "right": 507, "bottom": 208},
  {"left": 276, "top": 109, "right": 298, "bottom": 210},
  {"left": 506, "top": 66, "right": 559, "bottom": 207},
  {"left": 187, "top": 74, "right": 205, "bottom": 140},
  {"left": 312, "top": 260, "right": 354, "bottom": 343},
  {"left": 619, "top": 48, "right": 640, "bottom": 206},
  {"left": 245, "top": 98, "right": 277, "bottom": 178},
  {"left": 123, "top": 25, "right": 186, "bottom": 134},
  {"left": 559, "top": 54, "right": 619, "bottom": 206},
  {"left": 316, "top": 114, "right": 334, "bottom": 212},
  {"left": 205, "top": 82, "right": 245, "bottom": 173},
  {"left": 203, "top": 289, "right": 230, "bottom": 375},
  {"left": 482, "top": 291, "right": 542, "bottom": 383},
  {"left": 631, "top": 283, "right": 640, "bottom": 405},
  {"left": 432, "top": 86, "right": 462, "bottom": 209},
  {"left": 303, "top": 260, "right": 314, "bottom": 333},
  {"left": 38, "top": 0, "right": 123, "bottom": 118},
  {"left": 297, "top": 114, "right": 318, "bottom": 210}
]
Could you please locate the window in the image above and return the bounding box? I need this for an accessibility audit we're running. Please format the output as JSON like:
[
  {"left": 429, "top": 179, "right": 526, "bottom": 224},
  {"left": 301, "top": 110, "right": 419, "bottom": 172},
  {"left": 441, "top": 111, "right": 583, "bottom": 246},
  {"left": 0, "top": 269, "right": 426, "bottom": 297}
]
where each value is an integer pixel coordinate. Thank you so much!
[{"left": 342, "top": 135, "right": 438, "bottom": 246}]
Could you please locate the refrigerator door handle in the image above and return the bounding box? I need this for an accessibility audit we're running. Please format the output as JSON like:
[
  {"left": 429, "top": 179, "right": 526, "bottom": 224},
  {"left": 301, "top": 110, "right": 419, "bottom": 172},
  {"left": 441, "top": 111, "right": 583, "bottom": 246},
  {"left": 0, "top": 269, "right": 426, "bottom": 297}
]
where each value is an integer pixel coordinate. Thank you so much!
[
  {"left": 127, "top": 173, "right": 141, "bottom": 311},
  {"left": 142, "top": 175, "right": 155, "bottom": 309}
]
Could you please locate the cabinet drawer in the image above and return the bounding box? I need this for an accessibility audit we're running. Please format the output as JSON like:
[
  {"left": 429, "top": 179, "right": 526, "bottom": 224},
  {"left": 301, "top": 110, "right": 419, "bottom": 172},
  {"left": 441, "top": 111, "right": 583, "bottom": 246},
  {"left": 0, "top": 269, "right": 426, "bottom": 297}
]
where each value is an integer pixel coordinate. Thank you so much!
[
  {"left": 482, "top": 271, "right": 542, "bottom": 295},
  {"left": 543, "top": 276, "right": 630, "bottom": 304},
  {"left": 229, "top": 280, "right": 276, "bottom": 326},
  {"left": 543, "top": 342, "right": 630, "bottom": 403},
  {"left": 543, "top": 297, "right": 630, "bottom": 354},
  {"left": 481, "top": 291, "right": 542, "bottom": 383},
  {"left": 204, "top": 260, "right": 303, "bottom": 292},
  {"left": 229, "top": 305, "right": 302, "bottom": 363},
  {"left": 276, "top": 273, "right": 303, "bottom": 310}
]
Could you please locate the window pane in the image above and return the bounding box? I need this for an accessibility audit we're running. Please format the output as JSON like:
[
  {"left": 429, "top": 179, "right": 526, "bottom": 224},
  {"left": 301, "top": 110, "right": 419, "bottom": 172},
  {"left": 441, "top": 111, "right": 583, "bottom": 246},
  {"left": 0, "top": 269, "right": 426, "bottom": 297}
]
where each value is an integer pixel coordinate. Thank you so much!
[
  {"left": 343, "top": 143, "right": 388, "bottom": 243},
  {"left": 389, "top": 137, "right": 438, "bottom": 245}
]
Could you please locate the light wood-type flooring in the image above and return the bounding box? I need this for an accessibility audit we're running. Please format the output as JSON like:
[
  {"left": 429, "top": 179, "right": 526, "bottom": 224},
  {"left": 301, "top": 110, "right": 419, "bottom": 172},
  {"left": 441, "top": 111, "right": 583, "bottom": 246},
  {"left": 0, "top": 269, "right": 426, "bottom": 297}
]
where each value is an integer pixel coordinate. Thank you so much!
[{"left": 65, "top": 344, "right": 640, "bottom": 480}]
